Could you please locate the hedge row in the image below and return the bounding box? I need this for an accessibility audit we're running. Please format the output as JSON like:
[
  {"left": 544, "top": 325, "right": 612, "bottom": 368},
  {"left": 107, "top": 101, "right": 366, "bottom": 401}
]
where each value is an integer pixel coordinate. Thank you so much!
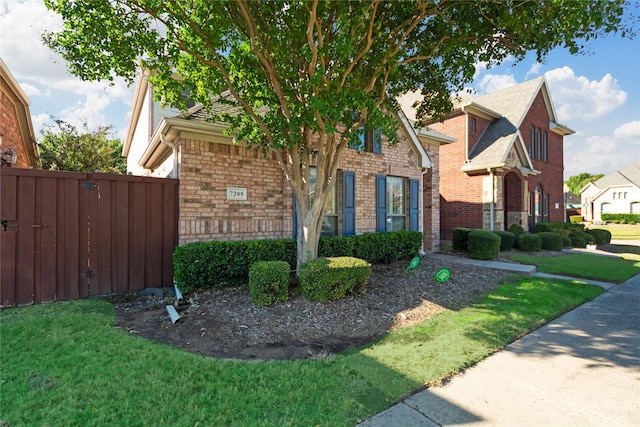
[
  {"left": 601, "top": 213, "right": 640, "bottom": 224},
  {"left": 174, "top": 231, "right": 423, "bottom": 293}
]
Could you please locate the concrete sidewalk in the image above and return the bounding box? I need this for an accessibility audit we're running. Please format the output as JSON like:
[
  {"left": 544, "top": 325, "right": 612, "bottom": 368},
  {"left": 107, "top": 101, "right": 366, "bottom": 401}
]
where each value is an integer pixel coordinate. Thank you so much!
[{"left": 358, "top": 262, "right": 640, "bottom": 426}]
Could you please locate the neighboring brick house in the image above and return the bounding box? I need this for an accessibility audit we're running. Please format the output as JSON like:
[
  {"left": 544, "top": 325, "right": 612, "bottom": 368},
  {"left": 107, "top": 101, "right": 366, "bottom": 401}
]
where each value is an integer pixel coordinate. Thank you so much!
[
  {"left": 580, "top": 160, "right": 640, "bottom": 223},
  {"left": 425, "top": 76, "right": 574, "bottom": 239},
  {"left": 123, "top": 73, "right": 454, "bottom": 252},
  {"left": 0, "top": 58, "right": 40, "bottom": 169}
]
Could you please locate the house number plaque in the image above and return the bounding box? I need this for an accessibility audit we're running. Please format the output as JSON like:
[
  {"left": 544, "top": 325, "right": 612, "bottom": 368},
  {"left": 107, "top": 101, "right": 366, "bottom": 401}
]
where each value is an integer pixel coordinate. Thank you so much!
[{"left": 226, "top": 187, "right": 247, "bottom": 200}]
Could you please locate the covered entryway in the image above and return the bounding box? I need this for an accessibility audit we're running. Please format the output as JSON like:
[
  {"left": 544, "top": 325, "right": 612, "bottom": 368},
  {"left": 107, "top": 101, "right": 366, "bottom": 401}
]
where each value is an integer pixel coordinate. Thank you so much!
[{"left": 503, "top": 171, "right": 525, "bottom": 230}]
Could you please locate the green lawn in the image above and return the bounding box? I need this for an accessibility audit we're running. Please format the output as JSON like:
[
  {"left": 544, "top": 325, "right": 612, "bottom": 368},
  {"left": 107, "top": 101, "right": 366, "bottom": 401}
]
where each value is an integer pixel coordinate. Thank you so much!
[
  {"left": 505, "top": 253, "right": 640, "bottom": 283},
  {"left": 586, "top": 224, "right": 640, "bottom": 240},
  {"left": 1, "top": 277, "right": 602, "bottom": 427}
]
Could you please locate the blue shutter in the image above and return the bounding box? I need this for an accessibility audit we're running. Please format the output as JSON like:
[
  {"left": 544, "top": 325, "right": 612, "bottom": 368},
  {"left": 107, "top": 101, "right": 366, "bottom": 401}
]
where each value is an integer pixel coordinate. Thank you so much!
[
  {"left": 372, "top": 128, "right": 382, "bottom": 153},
  {"left": 342, "top": 171, "right": 356, "bottom": 236},
  {"left": 409, "top": 179, "right": 419, "bottom": 231},
  {"left": 376, "top": 175, "right": 387, "bottom": 232}
]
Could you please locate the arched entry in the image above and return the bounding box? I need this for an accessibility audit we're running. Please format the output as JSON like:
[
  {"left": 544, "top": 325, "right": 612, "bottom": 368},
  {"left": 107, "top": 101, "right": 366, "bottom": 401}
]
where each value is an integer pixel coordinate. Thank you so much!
[
  {"left": 528, "top": 184, "right": 543, "bottom": 232},
  {"left": 503, "top": 172, "right": 524, "bottom": 229}
]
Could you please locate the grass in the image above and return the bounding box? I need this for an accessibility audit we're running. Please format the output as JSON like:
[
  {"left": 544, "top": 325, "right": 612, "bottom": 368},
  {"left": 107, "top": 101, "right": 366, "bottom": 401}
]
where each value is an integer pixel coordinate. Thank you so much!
[
  {"left": 505, "top": 253, "right": 640, "bottom": 283},
  {"left": 586, "top": 223, "right": 640, "bottom": 240},
  {"left": 1, "top": 276, "right": 602, "bottom": 427}
]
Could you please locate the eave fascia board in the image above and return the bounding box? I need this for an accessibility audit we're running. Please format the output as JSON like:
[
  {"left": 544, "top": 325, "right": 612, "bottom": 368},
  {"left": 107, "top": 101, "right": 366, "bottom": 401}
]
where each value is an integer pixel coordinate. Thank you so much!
[
  {"left": 549, "top": 122, "right": 575, "bottom": 136},
  {"left": 460, "top": 101, "right": 502, "bottom": 121},
  {"left": 139, "top": 116, "right": 238, "bottom": 169},
  {"left": 123, "top": 70, "right": 151, "bottom": 156},
  {"left": 395, "top": 107, "right": 432, "bottom": 169}
]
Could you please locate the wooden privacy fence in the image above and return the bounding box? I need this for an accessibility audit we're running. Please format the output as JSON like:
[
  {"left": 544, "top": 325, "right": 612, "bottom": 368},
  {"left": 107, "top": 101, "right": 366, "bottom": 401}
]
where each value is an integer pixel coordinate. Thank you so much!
[{"left": 1, "top": 168, "right": 179, "bottom": 307}]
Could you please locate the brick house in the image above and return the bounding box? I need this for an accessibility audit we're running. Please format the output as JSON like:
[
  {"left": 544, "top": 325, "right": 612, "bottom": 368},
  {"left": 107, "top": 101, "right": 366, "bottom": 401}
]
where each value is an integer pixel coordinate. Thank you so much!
[
  {"left": 424, "top": 76, "right": 574, "bottom": 239},
  {"left": 580, "top": 160, "right": 640, "bottom": 222},
  {"left": 0, "top": 58, "right": 40, "bottom": 169},
  {"left": 123, "top": 73, "right": 454, "bottom": 252}
]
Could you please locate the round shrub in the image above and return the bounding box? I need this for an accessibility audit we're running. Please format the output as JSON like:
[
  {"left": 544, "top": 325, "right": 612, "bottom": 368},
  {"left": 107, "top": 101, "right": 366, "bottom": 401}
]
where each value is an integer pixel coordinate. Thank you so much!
[
  {"left": 562, "top": 236, "right": 572, "bottom": 248},
  {"left": 248, "top": 261, "right": 291, "bottom": 306},
  {"left": 537, "top": 232, "right": 563, "bottom": 252},
  {"left": 452, "top": 227, "right": 471, "bottom": 251},
  {"left": 299, "top": 257, "right": 371, "bottom": 302},
  {"left": 586, "top": 229, "right": 612, "bottom": 245},
  {"left": 517, "top": 234, "right": 541, "bottom": 252},
  {"left": 493, "top": 231, "right": 516, "bottom": 251},
  {"left": 534, "top": 222, "right": 553, "bottom": 233},
  {"left": 570, "top": 231, "right": 595, "bottom": 245},
  {"left": 570, "top": 235, "right": 586, "bottom": 248},
  {"left": 468, "top": 230, "right": 501, "bottom": 260},
  {"left": 507, "top": 224, "right": 526, "bottom": 236}
]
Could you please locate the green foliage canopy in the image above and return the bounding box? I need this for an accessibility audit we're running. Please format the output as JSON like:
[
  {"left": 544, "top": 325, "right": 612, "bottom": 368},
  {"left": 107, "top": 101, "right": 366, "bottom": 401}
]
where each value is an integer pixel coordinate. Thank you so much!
[
  {"left": 38, "top": 119, "right": 126, "bottom": 174},
  {"left": 42, "top": 0, "right": 630, "bottom": 266},
  {"left": 565, "top": 172, "right": 605, "bottom": 194}
]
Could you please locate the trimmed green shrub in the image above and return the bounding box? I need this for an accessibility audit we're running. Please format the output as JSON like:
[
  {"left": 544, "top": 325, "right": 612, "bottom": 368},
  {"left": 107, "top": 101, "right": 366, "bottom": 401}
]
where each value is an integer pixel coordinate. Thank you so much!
[
  {"left": 537, "top": 232, "right": 563, "bottom": 251},
  {"left": 517, "top": 234, "right": 542, "bottom": 252},
  {"left": 452, "top": 228, "right": 472, "bottom": 251},
  {"left": 562, "top": 236, "right": 572, "bottom": 247},
  {"left": 586, "top": 229, "right": 612, "bottom": 245},
  {"left": 174, "top": 231, "right": 421, "bottom": 293},
  {"left": 468, "top": 230, "right": 501, "bottom": 260},
  {"left": 248, "top": 261, "right": 291, "bottom": 306},
  {"left": 173, "top": 238, "right": 297, "bottom": 293},
  {"left": 351, "top": 231, "right": 423, "bottom": 264},
  {"left": 570, "top": 230, "right": 595, "bottom": 245},
  {"left": 570, "top": 235, "right": 586, "bottom": 248},
  {"left": 299, "top": 257, "right": 371, "bottom": 302},
  {"left": 602, "top": 213, "right": 640, "bottom": 224},
  {"left": 493, "top": 231, "right": 516, "bottom": 251},
  {"left": 507, "top": 224, "right": 526, "bottom": 236},
  {"left": 569, "top": 215, "right": 583, "bottom": 224},
  {"left": 534, "top": 223, "right": 552, "bottom": 233}
]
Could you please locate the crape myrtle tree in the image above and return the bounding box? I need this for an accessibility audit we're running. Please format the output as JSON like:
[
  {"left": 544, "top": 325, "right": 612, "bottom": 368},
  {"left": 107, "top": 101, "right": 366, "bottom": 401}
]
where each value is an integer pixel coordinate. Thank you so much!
[{"left": 43, "top": 0, "right": 630, "bottom": 272}]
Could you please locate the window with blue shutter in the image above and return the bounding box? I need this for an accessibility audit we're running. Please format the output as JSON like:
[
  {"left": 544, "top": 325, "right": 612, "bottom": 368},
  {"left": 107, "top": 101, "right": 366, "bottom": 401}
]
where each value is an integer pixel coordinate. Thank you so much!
[
  {"left": 376, "top": 175, "right": 387, "bottom": 232},
  {"left": 409, "top": 179, "right": 419, "bottom": 231},
  {"left": 342, "top": 171, "right": 356, "bottom": 236}
]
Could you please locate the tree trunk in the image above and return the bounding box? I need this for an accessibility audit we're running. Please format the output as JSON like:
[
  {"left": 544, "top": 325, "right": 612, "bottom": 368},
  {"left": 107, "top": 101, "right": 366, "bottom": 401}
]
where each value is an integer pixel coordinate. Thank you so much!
[{"left": 294, "top": 189, "right": 325, "bottom": 274}]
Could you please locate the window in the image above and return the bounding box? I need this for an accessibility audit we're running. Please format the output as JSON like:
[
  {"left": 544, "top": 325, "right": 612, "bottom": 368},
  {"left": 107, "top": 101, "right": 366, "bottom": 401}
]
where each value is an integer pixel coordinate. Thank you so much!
[
  {"left": 624, "top": 192, "right": 628, "bottom": 200},
  {"left": 529, "top": 125, "right": 535, "bottom": 159},
  {"left": 535, "top": 128, "right": 541, "bottom": 160},
  {"left": 613, "top": 192, "right": 617, "bottom": 200},
  {"left": 349, "top": 127, "right": 382, "bottom": 153},
  {"left": 470, "top": 117, "right": 477, "bottom": 133},
  {"left": 309, "top": 167, "right": 338, "bottom": 236},
  {"left": 601, "top": 202, "right": 612, "bottom": 214},
  {"left": 544, "top": 193, "right": 550, "bottom": 222},
  {"left": 631, "top": 202, "right": 640, "bottom": 214},
  {"left": 386, "top": 177, "right": 405, "bottom": 231},
  {"left": 535, "top": 184, "right": 543, "bottom": 217},
  {"left": 542, "top": 131, "right": 548, "bottom": 162}
]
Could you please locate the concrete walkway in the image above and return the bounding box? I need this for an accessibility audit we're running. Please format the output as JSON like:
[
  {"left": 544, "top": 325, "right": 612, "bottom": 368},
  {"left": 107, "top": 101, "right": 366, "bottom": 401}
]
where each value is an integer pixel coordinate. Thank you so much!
[{"left": 358, "top": 254, "right": 640, "bottom": 426}]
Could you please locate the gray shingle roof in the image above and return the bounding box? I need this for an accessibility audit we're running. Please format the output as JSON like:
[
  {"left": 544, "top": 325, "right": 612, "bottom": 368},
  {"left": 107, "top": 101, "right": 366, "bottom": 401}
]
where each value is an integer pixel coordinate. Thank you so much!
[{"left": 593, "top": 160, "right": 640, "bottom": 189}]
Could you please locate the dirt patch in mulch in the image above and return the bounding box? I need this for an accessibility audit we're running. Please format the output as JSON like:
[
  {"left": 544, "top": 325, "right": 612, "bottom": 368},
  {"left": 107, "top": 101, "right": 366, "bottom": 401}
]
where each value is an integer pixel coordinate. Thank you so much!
[{"left": 110, "top": 257, "right": 521, "bottom": 361}]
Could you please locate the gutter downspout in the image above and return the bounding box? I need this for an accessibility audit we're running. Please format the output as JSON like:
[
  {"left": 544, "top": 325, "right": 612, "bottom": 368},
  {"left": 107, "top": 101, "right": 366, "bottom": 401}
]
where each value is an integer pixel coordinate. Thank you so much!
[
  {"left": 161, "top": 134, "right": 178, "bottom": 179},
  {"left": 420, "top": 168, "right": 429, "bottom": 256},
  {"left": 488, "top": 168, "right": 495, "bottom": 231}
]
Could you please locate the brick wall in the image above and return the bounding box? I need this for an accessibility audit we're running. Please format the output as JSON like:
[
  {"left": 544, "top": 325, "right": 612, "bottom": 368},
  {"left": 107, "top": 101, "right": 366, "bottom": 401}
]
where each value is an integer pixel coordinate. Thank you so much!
[
  {"left": 177, "top": 128, "right": 428, "bottom": 246},
  {"left": 521, "top": 91, "right": 565, "bottom": 223},
  {"left": 429, "top": 114, "right": 485, "bottom": 240},
  {"left": 0, "top": 90, "right": 30, "bottom": 169}
]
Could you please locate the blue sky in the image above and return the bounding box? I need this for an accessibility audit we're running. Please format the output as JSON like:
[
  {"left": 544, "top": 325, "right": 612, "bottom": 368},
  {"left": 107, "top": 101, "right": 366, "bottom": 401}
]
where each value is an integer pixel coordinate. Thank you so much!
[{"left": 1, "top": 0, "right": 638, "bottom": 180}]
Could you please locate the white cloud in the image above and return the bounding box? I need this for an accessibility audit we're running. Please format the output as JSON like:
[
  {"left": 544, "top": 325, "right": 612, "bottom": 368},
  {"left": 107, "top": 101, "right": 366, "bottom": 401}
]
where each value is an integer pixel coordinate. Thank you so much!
[
  {"left": 19, "top": 83, "right": 41, "bottom": 97},
  {"left": 525, "top": 62, "right": 542, "bottom": 79},
  {"left": 1, "top": 0, "right": 134, "bottom": 136},
  {"left": 476, "top": 74, "right": 517, "bottom": 94},
  {"left": 613, "top": 120, "right": 640, "bottom": 139},
  {"left": 544, "top": 66, "right": 627, "bottom": 122}
]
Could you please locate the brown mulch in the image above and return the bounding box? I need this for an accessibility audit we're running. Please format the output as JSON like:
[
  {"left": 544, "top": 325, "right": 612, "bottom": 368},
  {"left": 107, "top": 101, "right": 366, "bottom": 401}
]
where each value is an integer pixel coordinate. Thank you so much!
[{"left": 111, "top": 256, "right": 521, "bottom": 361}]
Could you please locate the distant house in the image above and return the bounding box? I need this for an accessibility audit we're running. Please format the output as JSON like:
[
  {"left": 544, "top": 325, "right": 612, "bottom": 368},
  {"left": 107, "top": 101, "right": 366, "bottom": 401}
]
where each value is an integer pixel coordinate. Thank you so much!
[
  {"left": 423, "top": 76, "right": 574, "bottom": 239},
  {"left": 580, "top": 161, "right": 640, "bottom": 222},
  {"left": 563, "top": 188, "right": 582, "bottom": 221},
  {"left": 0, "top": 58, "right": 40, "bottom": 168},
  {"left": 123, "top": 72, "right": 454, "bottom": 252}
]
